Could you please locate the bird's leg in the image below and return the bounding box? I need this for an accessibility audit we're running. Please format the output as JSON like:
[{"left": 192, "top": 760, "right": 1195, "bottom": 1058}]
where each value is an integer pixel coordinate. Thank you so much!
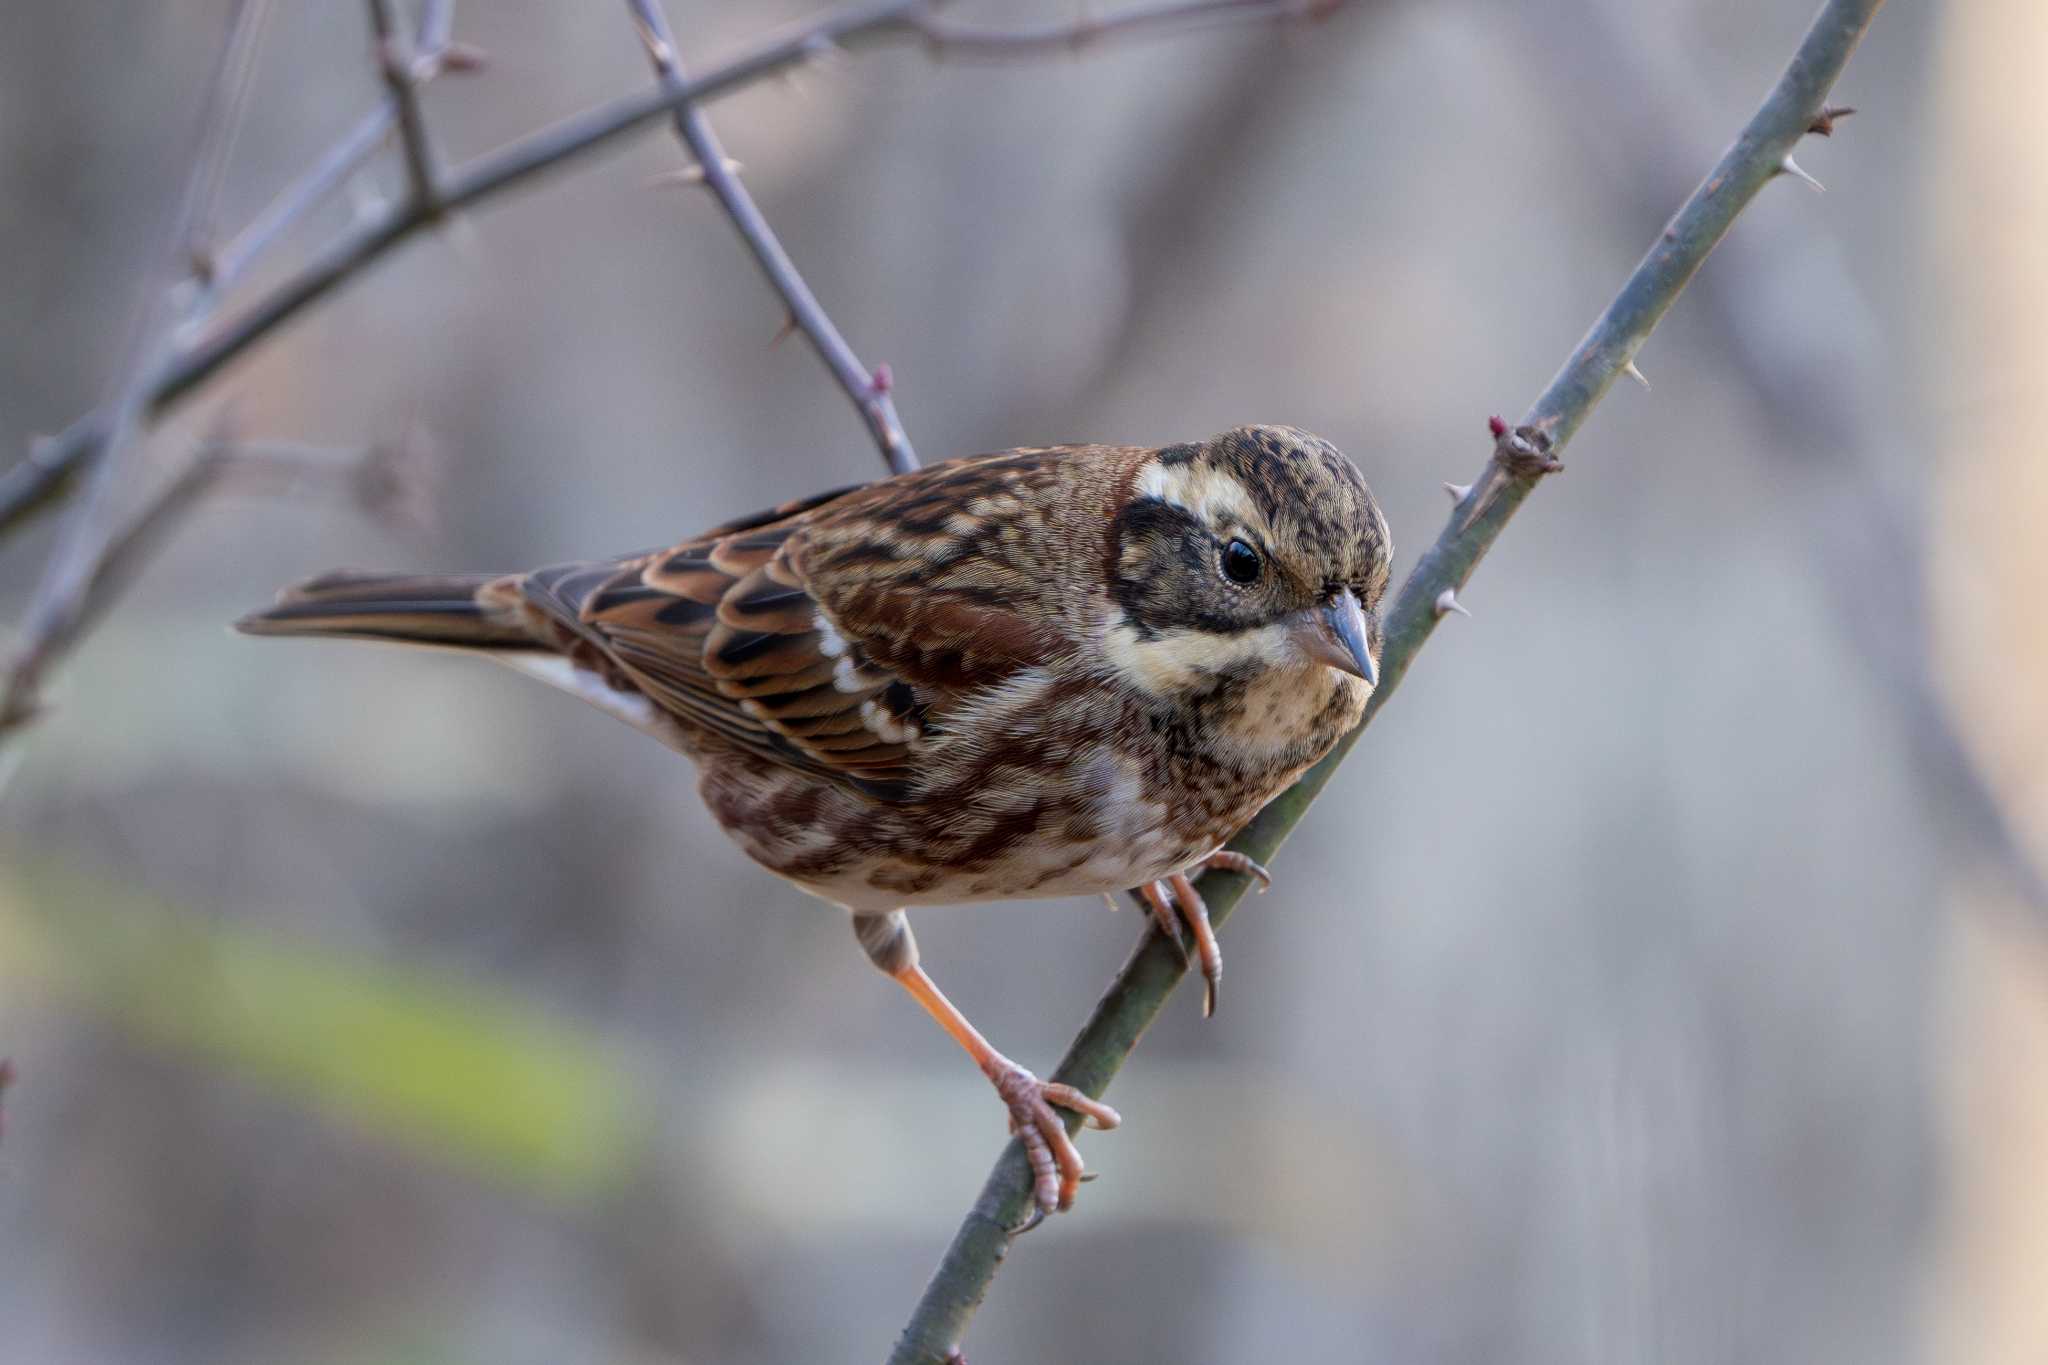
[
  {"left": 853, "top": 910, "right": 1120, "bottom": 1225},
  {"left": 1138, "top": 849, "right": 1272, "bottom": 1019}
]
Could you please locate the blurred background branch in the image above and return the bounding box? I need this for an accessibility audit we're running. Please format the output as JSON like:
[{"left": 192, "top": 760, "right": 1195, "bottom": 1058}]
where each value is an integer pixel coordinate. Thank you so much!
[
  {"left": 0, "top": 0, "right": 276, "bottom": 734},
  {"left": 889, "top": 2, "right": 1884, "bottom": 1359},
  {"left": 1497, "top": 0, "right": 2048, "bottom": 918},
  {"left": 0, "top": 0, "right": 941, "bottom": 545},
  {"left": 0, "top": 0, "right": 473, "bottom": 539}
]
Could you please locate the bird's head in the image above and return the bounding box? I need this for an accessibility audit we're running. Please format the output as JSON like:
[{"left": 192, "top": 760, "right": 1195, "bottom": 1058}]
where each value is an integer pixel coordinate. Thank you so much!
[{"left": 1103, "top": 425, "right": 1392, "bottom": 700}]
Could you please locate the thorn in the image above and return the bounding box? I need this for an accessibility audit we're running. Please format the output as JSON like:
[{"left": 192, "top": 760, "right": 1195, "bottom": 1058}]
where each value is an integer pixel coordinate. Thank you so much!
[
  {"left": 1443, "top": 480, "right": 1471, "bottom": 504},
  {"left": 1778, "top": 154, "right": 1824, "bottom": 193},
  {"left": 769, "top": 313, "right": 800, "bottom": 349},
  {"left": 0, "top": 1056, "right": 13, "bottom": 1145},
  {"left": 1076, "top": 1170, "right": 1100, "bottom": 1183},
  {"left": 1487, "top": 415, "right": 1508, "bottom": 439},
  {"left": 1102, "top": 893, "right": 1120, "bottom": 913},
  {"left": 629, "top": 13, "right": 675, "bottom": 68},
  {"left": 1623, "top": 360, "right": 1650, "bottom": 390},
  {"left": 1807, "top": 104, "right": 1855, "bottom": 137},
  {"left": 646, "top": 158, "right": 743, "bottom": 189},
  {"left": 1434, "top": 587, "right": 1471, "bottom": 619},
  {"left": 864, "top": 363, "right": 894, "bottom": 401}
]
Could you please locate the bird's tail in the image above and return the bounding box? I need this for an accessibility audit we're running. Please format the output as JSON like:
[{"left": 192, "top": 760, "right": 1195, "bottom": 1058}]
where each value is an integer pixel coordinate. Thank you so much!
[{"left": 234, "top": 570, "right": 538, "bottom": 649}]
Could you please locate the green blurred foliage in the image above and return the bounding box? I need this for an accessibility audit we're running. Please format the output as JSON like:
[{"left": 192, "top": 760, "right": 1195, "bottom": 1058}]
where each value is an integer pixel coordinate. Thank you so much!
[{"left": 0, "top": 853, "right": 644, "bottom": 1201}]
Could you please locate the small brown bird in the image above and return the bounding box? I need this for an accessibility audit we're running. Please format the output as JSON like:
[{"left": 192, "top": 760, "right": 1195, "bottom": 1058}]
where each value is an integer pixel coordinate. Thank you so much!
[{"left": 239, "top": 424, "right": 1391, "bottom": 1220}]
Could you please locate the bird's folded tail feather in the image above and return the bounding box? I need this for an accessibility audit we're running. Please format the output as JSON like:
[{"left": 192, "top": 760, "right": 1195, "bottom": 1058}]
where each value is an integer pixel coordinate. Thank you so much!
[{"left": 234, "top": 570, "right": 540, "bottom": 649}]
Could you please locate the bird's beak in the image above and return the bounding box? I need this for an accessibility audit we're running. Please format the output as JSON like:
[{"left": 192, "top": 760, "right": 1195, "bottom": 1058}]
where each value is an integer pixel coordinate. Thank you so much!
[{"left": 1290, "top": 587, "right": 1377, "bottom": 686}]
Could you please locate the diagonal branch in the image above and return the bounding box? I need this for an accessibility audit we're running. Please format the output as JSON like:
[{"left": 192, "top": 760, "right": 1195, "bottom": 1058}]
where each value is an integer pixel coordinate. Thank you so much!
[
  {"left": 626, "top": 0, "right": 919, "bottom": 475},
  {"left": 885, "top": 1, "right": 1886, "bottom": 1360}
]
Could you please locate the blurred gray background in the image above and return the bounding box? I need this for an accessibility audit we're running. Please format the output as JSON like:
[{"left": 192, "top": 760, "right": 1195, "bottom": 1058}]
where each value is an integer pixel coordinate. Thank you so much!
[{"left": 5, "top": 2, "right": 2046, "bottom": 1362}]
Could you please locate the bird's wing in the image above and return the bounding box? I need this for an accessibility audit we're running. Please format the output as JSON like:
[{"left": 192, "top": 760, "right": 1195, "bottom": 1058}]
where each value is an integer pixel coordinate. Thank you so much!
[{"left": 522, "top": 450, "right": 1083, "bottom": 802}]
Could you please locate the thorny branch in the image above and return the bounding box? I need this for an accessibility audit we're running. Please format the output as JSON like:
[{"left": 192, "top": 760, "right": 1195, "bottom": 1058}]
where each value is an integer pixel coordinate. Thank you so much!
[
  {"left": 885, "top": 1, "right": 1886, "bottom": 1360},
  {"left": 627, "top": 0, "right": 919, "bottom": 475},
  {"left": 1507, "top": 0, "right": 2047, "bottom": 918}
]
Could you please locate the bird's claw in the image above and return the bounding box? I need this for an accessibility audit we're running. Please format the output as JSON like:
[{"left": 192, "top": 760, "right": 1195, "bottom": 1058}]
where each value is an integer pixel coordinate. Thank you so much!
[
  {"left": 1137, "top": 852, "right": 1273, "bottom": 1017},
  {"left": 1196, "top": 848, "right": 1272, "bottom": 891},
  {"left": 988, "top": 1061, "right": 1120, "bottom": 1225}
]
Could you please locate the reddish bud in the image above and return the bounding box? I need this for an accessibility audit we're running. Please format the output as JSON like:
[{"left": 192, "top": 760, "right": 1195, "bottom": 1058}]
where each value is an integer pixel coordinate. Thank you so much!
[
  {"left": 1487, "top": 415, "right": 1508, "bottom": 439},
  {"left": 866, "top": 363, "right": 894, "bottom": 400}
]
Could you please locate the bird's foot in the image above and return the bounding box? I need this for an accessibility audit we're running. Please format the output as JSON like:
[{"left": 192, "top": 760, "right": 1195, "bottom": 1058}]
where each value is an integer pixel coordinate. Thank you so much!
[
  {"left": 1138, "top": 850, "right": 1272, "bottom": 1018},
  {"left": 985, "top": 1058, "right": 1120, "bottom": 1230}
]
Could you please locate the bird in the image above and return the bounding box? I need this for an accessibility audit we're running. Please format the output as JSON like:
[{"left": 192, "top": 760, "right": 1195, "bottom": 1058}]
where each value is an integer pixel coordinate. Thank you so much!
[{"left": 237, "top": 423, "right": 1391, "bottom": 1222}]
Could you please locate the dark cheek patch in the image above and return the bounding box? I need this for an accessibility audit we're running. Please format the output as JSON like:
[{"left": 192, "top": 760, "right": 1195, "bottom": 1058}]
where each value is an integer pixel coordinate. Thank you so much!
[{"left": 1108, "top": 496, "right": 1272, "bottom": 638}]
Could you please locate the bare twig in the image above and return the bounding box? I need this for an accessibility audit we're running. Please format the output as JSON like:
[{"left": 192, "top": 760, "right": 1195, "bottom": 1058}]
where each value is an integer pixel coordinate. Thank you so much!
[
  {"left": 0, "top": 0, "right": 948, "bottom": 540},
  {"left": 2, "top": 2, "right": 471, "bottom": 536},
  {"left": 886, "top": 2, "right": 1885, "bottom": 1359},
  {"left": 626, "top": 0, "right": 919, "bottom": 475},
  {"left": 910, "top": 0, "right": 1335, "bottom": 58},
  {"left": 0, "top": 0, "right": 1335, "bottom": 532},
  {"left": 186, "top": 0, "right": 274, "bottom": 279},
  {"left": 367, "top": 0, "right": 445, "bottom": 212},
  {"left": 0, "top": 0, "right": 1333, "bottom": 534},
  {"left": 209, "top": 431, "right": 442, "bottom": 535},
  {"left": 3, "top": 0, "right": 274, "bottom": 732},
  {"left": 213, "top": 8, "right": 476, "bottom": 291},
  {"left": 12, "top": 431, "right": 431, "bottom": 735}
]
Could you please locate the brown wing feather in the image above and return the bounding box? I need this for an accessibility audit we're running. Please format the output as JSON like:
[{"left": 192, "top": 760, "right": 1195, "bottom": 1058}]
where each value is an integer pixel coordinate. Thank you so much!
[{"left": 511, "top": 448, "right": 1099, "bottom": 802}]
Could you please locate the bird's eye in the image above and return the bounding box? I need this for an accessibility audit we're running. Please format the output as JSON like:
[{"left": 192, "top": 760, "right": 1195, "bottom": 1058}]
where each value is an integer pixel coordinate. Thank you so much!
[{"left": 1221, "top": 538, "right": 1262, "bottom": 585}]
